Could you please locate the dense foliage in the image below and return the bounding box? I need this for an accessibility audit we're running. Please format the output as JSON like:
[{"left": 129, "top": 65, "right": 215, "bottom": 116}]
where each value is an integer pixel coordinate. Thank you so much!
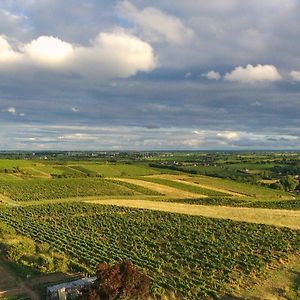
[
  {"left": 84, "top": 261, "right": 150, "bottom": 300},
  {"left": 0, "top": 203, "right": 299, "bottom": 299}
]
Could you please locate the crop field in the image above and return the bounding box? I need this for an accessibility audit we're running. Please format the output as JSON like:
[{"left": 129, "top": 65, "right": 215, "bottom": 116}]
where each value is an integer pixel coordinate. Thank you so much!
[
  {"left": 0, "top": 203, "right": 299, "bottom": 299},
  {"left": 87, "top": 199, "right": 300, "bottom": 229},
  {"left": 155, "top": 174, "right": 291, "bottom": 199},
  {"left": 0, "top": 178, "right": 159, "bottom": 201},
  {"left": 139, "top": 177, "right": 230, "bottom": 197},
  {"left": 114, "top": 178, "right": 203, "bottom": 198},
  {"left": 80, "top": 163, "right": 161, "bottom": 177},
  {"left": 164, "top": 197, "right": 300, "bottom": 210},
  {"left": 0, "top": 156, "right": 299, "bottom": 299}
]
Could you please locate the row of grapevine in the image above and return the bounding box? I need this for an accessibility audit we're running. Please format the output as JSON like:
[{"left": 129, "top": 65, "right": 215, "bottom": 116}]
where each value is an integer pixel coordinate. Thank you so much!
[{"left": 0, "top": 203, "right": 299, "bottom": 299}]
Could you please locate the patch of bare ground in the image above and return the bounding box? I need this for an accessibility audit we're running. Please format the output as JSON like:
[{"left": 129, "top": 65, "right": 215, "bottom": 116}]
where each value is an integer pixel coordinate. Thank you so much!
[
  {"left": 0, "top": 258, "right": 79, "bottom": 299},
  {"left": 0, "top": 258, "right": 38, "bottom": 299}
]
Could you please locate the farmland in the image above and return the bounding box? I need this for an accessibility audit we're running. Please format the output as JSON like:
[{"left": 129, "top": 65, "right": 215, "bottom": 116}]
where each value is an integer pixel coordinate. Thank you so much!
[
  {"left": 0, "top": 203, "right": 299, "bottom": 299},
  {"left": 0, "top": 151, "right": 299, "bottom": 299}
]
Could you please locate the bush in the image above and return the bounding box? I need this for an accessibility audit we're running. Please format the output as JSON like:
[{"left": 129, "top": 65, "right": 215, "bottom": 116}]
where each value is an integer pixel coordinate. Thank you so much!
[{"left": 37, "top": 254, "right": 54, "bottom": 272}]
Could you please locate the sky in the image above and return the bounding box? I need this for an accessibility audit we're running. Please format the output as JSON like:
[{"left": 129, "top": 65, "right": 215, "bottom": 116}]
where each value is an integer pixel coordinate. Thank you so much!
[{"left": 0, "top": 0, "right": 300, "bottom": 150}]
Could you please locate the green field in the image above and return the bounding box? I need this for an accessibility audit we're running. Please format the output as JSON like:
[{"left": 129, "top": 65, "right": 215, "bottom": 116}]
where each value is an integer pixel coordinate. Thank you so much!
[
  {"left": 184, "top": 175, "right": 290, "bottom": 198},
  {"left": 0, "top": 203, "right": 299, "bottom": 299},
  {"left": 81, "top": 163, "right": 160, "bottom": 177},
  {"left": 0, "top": 178, "right": 139, "bottom": 201},
  {"left": 140, "top": 177, "right": 228, "bottom": 197},
  {"left": 0, "top": 156, "right": 299, "bottom": 299}
]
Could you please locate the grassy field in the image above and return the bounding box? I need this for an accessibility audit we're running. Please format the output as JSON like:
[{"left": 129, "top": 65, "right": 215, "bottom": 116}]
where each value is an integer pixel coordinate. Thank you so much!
[
  {"left": 0, "top": 203, "right": 299, "bottom": 299},
  {"left": 167, "top": 174, "right": 291, "bottom": 199}
]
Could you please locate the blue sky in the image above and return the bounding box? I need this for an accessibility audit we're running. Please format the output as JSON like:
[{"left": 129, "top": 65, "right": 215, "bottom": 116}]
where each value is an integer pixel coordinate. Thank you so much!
[{"left": 0, "top": 0, "right": 300, "bottom": 150}]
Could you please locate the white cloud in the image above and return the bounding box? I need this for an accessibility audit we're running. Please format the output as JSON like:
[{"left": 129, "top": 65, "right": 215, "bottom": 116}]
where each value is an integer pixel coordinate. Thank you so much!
[
  {"left": 289, "top": 70, "right": 300, "bottom": 82},
  {"left": 6, "top": 107, "right": 16, "bottom": 115},
  {"left": 58, "top": 133, "right": 94, "bottom": 140},
  {"left": 117, "top": 0, "right": 194, "bottom": 44},
  {"left": 0, "top": 32, "right": 156, "bottom": 79},
  {"left": 217, "top": 131, "right": 240, "bottom": 140},
  {"left": 201, "top": 70, "right": 221, "bottom": 80},
  {"left": 224, "top": 64, "right": 282, "bottom": 83},
  {"left": 23, "top": 36, "right": 74, "bottom": 66}
]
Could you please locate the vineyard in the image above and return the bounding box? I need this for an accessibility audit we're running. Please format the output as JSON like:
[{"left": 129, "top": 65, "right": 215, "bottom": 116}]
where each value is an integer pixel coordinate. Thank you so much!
[
  {"left": 164, "top": 197, "right": 300, "bottom": 210},
  {"left": 139, "top": 177, "right": 229, "bottom": 197},
  {"left": 0, "top": 178, "right": 159, "bottom": 201},
  {"left": 0, "top": 203, "right": 299, "bottom": 299}
]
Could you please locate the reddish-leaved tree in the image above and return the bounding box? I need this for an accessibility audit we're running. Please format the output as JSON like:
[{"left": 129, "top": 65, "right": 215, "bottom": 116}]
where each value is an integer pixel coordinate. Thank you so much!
[{"left": 84, "top": 260, "right": 151, "bottom": 300}]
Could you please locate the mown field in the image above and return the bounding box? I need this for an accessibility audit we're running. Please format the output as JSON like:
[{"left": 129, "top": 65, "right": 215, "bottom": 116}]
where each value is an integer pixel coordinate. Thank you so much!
[{"left": 0, "top": 203, "right": 299, "bottom": 299}]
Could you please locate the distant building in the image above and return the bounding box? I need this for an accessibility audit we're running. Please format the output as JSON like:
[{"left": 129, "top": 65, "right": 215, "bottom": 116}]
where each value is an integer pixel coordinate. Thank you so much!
[{"left": 46, "top": 277, "right": 96, "bottom": 300}]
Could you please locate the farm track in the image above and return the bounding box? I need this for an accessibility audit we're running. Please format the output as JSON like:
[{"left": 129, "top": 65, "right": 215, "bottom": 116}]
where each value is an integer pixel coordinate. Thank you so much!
[
  {"left": 87, "top": 199, "right": 300, "bottom": 230},
  {"left": 111, "top": 178, "right": 205, "bottom": 198}
]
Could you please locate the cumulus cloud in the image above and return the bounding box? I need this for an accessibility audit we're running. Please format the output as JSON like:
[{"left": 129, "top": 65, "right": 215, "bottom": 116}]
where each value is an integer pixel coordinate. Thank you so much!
[
  {"left": 289, "top": 70, "right": 300, "bottom": 82},
  {"left": 23, "top": 36, "right": 74, "bottom": 66},
  {"left": 0, "top": 32, "right": 156, "bottom": 79},
  {"left": 117, "top": 0, "right": 194, "bottom": 44},
  {"left": 201, "top": 70, "right": 221, "bottom": 80},
  {"left": 224, "top": 64, "right": 282, "bottom": 83}
]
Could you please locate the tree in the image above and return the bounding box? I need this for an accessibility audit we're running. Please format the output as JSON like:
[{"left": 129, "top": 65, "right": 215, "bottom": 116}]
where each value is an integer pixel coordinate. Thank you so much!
[
  {"left": 279, "top": 175, "right": 299, "bottom": 192},
  {"left": 269, "top": 182, "right": 284, "bottom": 191},
  {"left": 84, "top": 261, "right": 151, "bottom": 300}
]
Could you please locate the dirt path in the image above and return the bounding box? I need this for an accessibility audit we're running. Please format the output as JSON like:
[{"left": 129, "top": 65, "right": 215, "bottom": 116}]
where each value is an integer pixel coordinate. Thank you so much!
[
  {"left": 0, "top": 258, "right": 39, "bottom": 299},
  {"left": 87, "top": 199, "right": 300, "bottom": 230},
  {"left": 113, "top": 178, "right": 205, "bottom": 198},
  {"left": 146, "top": 174, "right": 246, "bottom": 197}
]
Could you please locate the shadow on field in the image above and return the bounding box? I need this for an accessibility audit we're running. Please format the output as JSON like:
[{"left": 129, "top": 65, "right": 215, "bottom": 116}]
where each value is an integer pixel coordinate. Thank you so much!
[{"left": 293, "top": 270, "right": 300, "bottom": 291}]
